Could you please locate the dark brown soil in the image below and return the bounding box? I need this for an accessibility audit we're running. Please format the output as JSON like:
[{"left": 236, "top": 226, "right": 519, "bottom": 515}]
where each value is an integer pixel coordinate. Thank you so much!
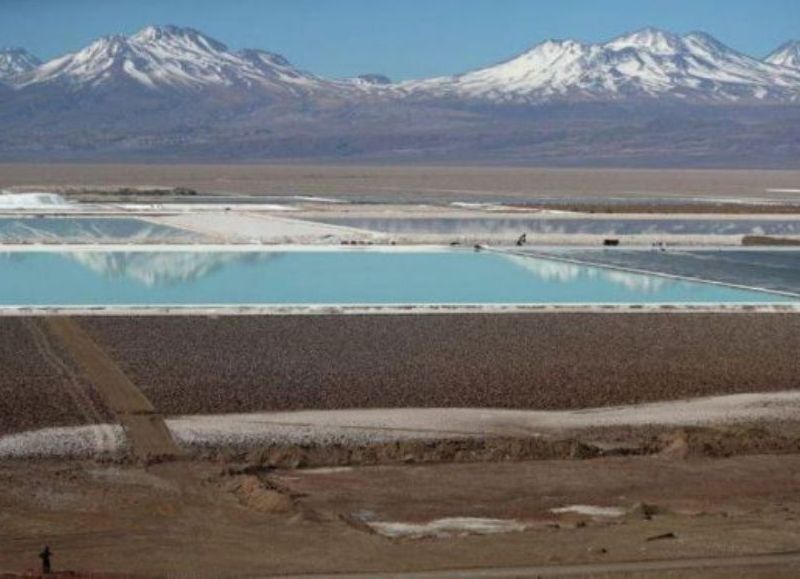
[
  {"left": 79, "top": 313, "right": 800, "bottom": 416},
  {"left": 0, "top": 319, "right": 113, "bottom": 435}
]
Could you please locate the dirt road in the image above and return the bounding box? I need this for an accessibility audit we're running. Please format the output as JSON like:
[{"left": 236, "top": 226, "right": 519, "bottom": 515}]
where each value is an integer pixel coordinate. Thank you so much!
[{"left": 43, "top": 317, "right": 181, "bottom": 461}]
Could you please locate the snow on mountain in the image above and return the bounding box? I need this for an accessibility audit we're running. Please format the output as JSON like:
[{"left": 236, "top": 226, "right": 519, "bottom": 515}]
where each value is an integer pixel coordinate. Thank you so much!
[
  {"left": 401, "top": 28, "right": 800, "bottom": 103},
  {"left": 13, "top": 25, "right": 330, "bottom": 96},
  {"left": 4, "top": 25, "right": 800, "bottom": 106},
  {"left": 0, "top": 48, "right": 41, "bottom": 82},
  {"left": 766, "top": 41, "right": 800, "bottom": 70},
  {"left": 605, "top": 27, "right": 686, "bottom": 54},
  {"left": 237, "top": 48, "right": 319, "bottom": 88}
]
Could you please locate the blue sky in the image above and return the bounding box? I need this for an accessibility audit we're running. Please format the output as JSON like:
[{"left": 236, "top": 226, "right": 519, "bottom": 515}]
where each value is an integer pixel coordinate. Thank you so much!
[{"left": 1, "top": 0, "right": 798, "bottom": 80}]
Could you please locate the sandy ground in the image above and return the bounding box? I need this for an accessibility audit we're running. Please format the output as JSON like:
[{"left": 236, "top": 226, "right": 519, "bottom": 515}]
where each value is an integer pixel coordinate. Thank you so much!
[
  {"left": 2, "top": 455, "right": 800, "bottom": 577},
  {"left": 3, "top": 165, "right": 800, "bottom": 202}
]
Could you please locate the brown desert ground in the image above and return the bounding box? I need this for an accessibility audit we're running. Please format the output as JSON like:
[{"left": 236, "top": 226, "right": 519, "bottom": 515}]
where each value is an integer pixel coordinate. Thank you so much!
[
  {"left": 1, "top": 455, "right": 800, "bottom": 578},
  {"left": 2, "top": 164, "right": 800, "bottom": 203},
  {"left": 3, "top": 312, "right": 800, "bottom": 577},
  {"left": 77, "top": 313, "right": 800, "bottom": 416}
]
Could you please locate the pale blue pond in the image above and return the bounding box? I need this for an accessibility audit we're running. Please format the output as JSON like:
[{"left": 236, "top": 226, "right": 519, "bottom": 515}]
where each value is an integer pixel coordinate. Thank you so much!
[{"left": 0, "top": 249, "right": 792, "bottom": 307}]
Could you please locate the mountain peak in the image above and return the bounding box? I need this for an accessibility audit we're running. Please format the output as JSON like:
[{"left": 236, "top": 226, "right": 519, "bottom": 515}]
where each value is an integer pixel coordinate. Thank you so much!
[
  {"left": 13, "top": 23, "right": 327, "bottom": 95},
  {"left": 134, "top": 24, "right": 185, "bottom": 37},
  {"left": 355, "top": 73, "right": 392, "bottom": 85},
  {"left": 507, "top": 38, "right": 587, "bottom": 65},
  {"left": 405, "top": 25, "right": 800, "bottom": 104},
  {"left": 606, "top": 27, "right": 684, "bottom": 54},
  {"left": 130, "top": 24, "right": 228, "bottom": 52},
  {"left": 766, "top": 40, "right": 800, "bottom": 69},
  {"left": 623, "top": 26, "right": 673, "bottom": 36},
  {"left": 7, "top": 24, "right": 800, "bottom": 106},
  {"left": 536, "top": 38, "right": 586, "bottom": 50},
  {"left": 0, "top": 47, "right": 42, "bottom": 81},
  {"left": 1, "top": 46, "right": 37, "bottom": 56}
]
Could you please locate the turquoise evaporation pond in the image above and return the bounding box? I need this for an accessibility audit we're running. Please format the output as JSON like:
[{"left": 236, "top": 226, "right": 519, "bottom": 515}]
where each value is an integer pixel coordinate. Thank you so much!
[{"left": 0, "top": 249, "right": 791, "bottom": 307}]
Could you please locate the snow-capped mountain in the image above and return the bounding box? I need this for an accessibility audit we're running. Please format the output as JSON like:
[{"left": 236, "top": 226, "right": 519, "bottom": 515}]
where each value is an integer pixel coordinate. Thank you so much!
[
  {"left": 2, "top": 25, "right": 800, "bottom": 165},
  {"left": 13, "top": 25, "right": 336, "bottom": 97},
  {"left": 401, "top": 28, "right": 800, "bottom": 103},
  {"left": 0, "top": 48, "right": 41, "bottom": 82},
  {"left": 767, "top": 41, "right": 800, "bottom": 70},
  {"left": 7, "top": 25, "right": 800, "bottom": 103}
]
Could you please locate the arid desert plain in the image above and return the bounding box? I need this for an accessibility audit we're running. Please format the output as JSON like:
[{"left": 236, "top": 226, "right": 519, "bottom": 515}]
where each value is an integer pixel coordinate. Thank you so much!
[{"left": 1, "top": 165, "right": 800, "bottom": 578}]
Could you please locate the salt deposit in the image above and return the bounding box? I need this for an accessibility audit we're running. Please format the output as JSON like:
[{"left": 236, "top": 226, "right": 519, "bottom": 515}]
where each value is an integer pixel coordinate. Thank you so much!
[
  {"left": 0, "top": 192, "right": 72, "bottom": 208},
  {"left": 367, "top": 517, "right": 529, "bottom": 539},
  {"left": 551, "top": 505, "right": 627, "bottom": 518},
  {"left": 165, "top": 391, "right": 800, "bottom": 450},
  {"left": 0, "top": 424, "right": 124, "bottom": 459},
  {"left": 148, "top": 212, "right": 382, "bottom": 243},
  {"left": 3, "top": 391, "right": 800, "bottom": 458}
]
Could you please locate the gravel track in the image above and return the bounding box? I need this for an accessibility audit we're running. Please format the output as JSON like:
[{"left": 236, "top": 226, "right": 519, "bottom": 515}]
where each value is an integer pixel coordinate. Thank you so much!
[
  {"left": 79, "top": 313, "right": 800, "bottom": 416},
  {"left": 43, "top": 317, "right": 182, "bottom": 461}
]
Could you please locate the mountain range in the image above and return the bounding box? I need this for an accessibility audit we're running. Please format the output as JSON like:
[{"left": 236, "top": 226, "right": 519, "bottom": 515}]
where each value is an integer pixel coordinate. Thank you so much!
[{"left": 1, "top": 25, "right": 799, "bottom": 166}]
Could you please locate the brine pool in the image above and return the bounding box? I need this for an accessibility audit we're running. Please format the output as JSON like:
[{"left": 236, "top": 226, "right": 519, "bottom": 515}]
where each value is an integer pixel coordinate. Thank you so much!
[{"left": 0, "top": 248, "right": 793, "bottom": 308}]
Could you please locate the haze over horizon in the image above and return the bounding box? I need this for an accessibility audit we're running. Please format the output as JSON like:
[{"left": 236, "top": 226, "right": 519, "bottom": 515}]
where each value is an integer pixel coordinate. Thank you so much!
[{"left": 2, "top": 0, "right": 798, "bottom": 80}]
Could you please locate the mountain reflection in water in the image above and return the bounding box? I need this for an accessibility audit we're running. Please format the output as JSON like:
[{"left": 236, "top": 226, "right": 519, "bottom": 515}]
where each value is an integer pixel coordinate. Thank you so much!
[
  {"left": 0, "top": 249, "right": 786, "bottom": 306},
  {"left": 502, "top": 254, "right": 669, "bottom": 294},
  {"left": 65, "top": 251, "right": 278, "bottom": 287}
]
